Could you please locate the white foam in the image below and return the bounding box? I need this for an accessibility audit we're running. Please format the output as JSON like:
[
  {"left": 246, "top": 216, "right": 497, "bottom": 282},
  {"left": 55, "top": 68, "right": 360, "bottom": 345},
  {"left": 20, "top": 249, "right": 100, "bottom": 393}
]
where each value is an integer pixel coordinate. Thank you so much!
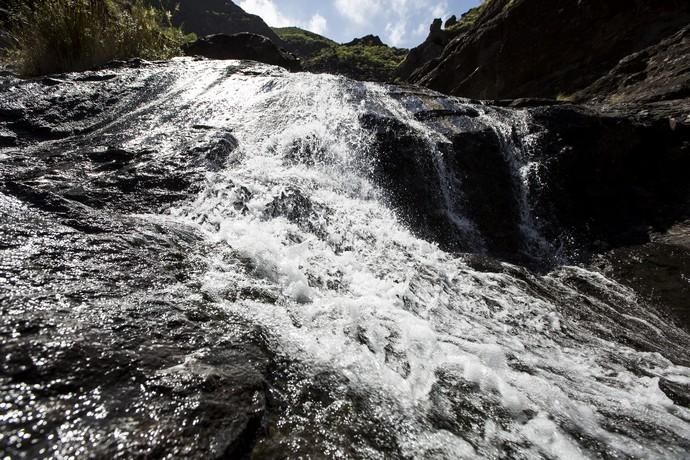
[{"left": 104, "top": 59, "right": 690, "bottom": 458}]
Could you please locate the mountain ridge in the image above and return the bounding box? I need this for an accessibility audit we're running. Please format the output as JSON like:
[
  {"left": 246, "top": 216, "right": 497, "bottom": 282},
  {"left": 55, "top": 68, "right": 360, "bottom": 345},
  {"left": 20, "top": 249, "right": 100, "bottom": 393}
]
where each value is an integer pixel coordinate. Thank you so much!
[{"left": 274, "top": 26, "right": 407, "bottom": 82}]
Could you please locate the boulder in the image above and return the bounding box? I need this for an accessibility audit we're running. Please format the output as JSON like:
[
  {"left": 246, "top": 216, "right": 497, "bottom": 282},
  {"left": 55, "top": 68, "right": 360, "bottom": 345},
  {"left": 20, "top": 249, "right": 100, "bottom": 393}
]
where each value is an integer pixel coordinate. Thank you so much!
[{"left": 184, "top": 33, "right": 301, "bottom": 71}]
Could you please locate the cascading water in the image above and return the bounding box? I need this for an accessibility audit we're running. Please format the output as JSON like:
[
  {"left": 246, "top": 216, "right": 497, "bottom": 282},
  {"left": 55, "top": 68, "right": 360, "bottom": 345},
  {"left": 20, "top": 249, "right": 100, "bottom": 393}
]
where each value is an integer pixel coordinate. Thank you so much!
[{"left": 1, "top": 58, "right": 689, "bottom": 459}]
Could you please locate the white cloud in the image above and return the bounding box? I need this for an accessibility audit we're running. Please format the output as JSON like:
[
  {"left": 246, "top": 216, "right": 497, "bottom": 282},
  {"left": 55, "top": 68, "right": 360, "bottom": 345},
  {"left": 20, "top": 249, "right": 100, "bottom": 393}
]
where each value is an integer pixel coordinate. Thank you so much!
[
  {"left": 239, "top": 0, "right": 292, "bottom": 27},
  {"left": 307, "top": 14, "right": 328, "bottom": 35},
  {"left": 430, "top": 2, "right": 448, "bottom": 18},
  {"left": 385, "top": 21, "right": 407, "bottom": 47},
  {"left": 334, "top": 0, "right": 383, "bottom": 26},
  {"left": 240, "top": 0, "right": 327, "bottom": 36},
  {"left": 333, "top": 0, "right": 452, "bottom": 46},
  {"left": 414, "top": 21, "right": 428, "bottom": 37}
]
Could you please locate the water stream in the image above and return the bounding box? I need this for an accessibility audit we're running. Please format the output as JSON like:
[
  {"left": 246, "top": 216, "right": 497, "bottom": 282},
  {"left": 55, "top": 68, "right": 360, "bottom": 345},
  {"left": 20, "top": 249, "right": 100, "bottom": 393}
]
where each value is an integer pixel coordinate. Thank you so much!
[{"left": 2, "top": 58, "right": 689, "bottom": 458}]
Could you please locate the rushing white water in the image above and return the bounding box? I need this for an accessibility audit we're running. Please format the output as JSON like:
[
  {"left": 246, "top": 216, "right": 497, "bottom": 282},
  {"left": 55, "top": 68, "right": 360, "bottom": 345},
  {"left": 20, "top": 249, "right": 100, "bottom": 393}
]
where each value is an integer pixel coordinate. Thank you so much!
[{"left": 96, "top": 59, "right": 690, "bottom": 458}]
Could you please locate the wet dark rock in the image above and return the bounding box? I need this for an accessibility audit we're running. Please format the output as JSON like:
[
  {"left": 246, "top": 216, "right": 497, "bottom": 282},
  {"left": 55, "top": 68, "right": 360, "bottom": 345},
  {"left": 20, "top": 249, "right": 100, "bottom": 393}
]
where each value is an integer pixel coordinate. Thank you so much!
[
  {"left": 191, "top": 131, "right": 240, "bottom": 171},
  {"left": 414, "top": 107, "right": 480, "bottom": 120},
  {"left": 2, "top": 181, "right": 113, "bottom": 233},
  {"left": 363, "top": 113, "right": 464, "bottom": 249},
  {"left": 0, "top": 190, "right": 274, "bottom": 458},
  {"left": 597, "top": 407, "right": 690, "bottom": 452},
  {"left": 544, "top": 265, "right": 690, "bottom": 367},
  {"left": 86, "top": 146, "right": 141, "bottom": 170},
  {"left": 263, "top": 187, "right": 329, "bottom": 239},
  {"left": 593, "top": 221, "right": 690, "bottom": 332},
  {"left": 282, "top": 134, "right": 328, "bottom": 166},
  {"left": 659, "top": 378, "right": 690, "bottom": 407},
  {"left": 528, "top": 104, "right": 690, "bottom": 256},
  {"left": 74, "top": 73, "right": 118, "bottom": 82},
  {"left": 184, "top": 33, "right": 301, "bottom": 71},
  {"left": 363, "top": 96, "right": 690, "bottom": 271},
  {"left": 428, "top": 369, "right": 518, "bottom": 453},
  {"left": 448, "top": 128, "right": 522, "bottom": 257},
  {"left": 488, "top": 98, "right": 566, "bottom": 108},
  {"left": 461, "top": 254, "right": 507, "bottom": 274},
  {"left": 362, "top": 111, "right": 526, "bottom": 260},
  {"left": 0, "top": 129, "right": 17, "bottom": 147},
  {"left": 254, "top": 366, "right": 407, "bottom": 458}
]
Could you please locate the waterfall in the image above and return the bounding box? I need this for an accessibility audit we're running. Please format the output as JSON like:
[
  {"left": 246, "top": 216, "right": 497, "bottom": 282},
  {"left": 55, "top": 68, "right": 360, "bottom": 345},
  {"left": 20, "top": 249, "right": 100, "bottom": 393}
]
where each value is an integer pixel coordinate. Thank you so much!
[{"left": 2, "top": 58, "right": 689, "bottom": 459}]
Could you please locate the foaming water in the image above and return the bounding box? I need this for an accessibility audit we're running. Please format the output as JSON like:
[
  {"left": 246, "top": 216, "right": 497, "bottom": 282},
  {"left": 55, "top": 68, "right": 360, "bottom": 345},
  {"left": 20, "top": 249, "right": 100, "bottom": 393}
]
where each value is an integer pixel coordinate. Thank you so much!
[{"left": 109, "top": 59, "right": 690, "bottom": 458}]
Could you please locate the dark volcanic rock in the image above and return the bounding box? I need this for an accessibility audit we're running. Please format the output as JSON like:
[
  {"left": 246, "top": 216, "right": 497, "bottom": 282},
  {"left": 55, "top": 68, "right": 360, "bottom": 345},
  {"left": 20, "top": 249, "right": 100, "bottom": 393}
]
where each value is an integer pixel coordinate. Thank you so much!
[
  {"left": 573, "top": 26, "right": 690, "bottom": 104},
  {"left": 184, "top": 33, "right": 301, "bottom": 71},
  {"left": 362, "top": 111, "right": 525, "bottom": 261},
  {"left": 527, "top": 104, "right": 690, "bottom": 255},
  {"left": 0, "top": 6, "right": 10, "bottom": 50},
  {"left": 0, "top": 194, "right": 273, "bottom": 458},
  {"left": 263, "top": 187, "right": 330, "bottom": 239},
  {"left": 361, "top": 95, "right": 690, "bottom": 268},
  {"left": 593, "top": 221, "right": 690, "bottom": 331},
  {"left": 404, "top": 0, "right": 690, "bottom": 101}
]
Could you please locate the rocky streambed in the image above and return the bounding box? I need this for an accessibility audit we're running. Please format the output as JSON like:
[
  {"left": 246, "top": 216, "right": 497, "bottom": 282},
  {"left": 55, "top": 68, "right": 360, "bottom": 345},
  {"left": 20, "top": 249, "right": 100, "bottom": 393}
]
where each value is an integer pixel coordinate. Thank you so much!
[{"left": 1, "top": 58, "right": 689, "bottom": 459}]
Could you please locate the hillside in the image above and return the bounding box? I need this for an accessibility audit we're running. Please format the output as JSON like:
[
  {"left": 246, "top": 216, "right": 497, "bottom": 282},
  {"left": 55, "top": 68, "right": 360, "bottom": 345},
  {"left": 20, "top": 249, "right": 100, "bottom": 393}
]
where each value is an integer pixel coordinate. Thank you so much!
[
  {"left": 159, "top": 0, "right": 281, "bottom": 44},
  {"left": 272, "top": 26, "right": 336, "bottom": 56},
  {"left": 274, "top": 28, "right": 407, "bottom": 82},
  {"left": 399, "top": 0, "right": 690, "bottom": 103}
]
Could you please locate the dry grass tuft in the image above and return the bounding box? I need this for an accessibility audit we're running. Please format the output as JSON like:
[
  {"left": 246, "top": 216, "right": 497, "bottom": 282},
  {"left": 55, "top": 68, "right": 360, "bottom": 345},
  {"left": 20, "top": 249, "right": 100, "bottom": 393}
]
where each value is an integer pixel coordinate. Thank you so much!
[{"left": 2, "top": 0, "right": 190, "bottom": 75}]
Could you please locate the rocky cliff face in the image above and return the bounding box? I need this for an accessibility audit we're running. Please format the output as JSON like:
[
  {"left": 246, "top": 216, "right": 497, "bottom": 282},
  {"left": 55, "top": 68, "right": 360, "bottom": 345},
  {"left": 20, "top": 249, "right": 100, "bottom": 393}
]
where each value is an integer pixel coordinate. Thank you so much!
[
  {"left": 573, "top": 25, "right": 690, "bottom": 104},
  {"left": 400, "top": 0, "right": 690, "bottom": 103}
]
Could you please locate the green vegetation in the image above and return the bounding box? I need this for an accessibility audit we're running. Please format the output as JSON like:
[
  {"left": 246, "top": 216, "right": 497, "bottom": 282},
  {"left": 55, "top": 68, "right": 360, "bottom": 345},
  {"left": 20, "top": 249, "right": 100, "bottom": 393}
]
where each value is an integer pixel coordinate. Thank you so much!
[
  {"left": 448, "top": 0, "right": 517, "bottom": 32},
  {"left": 2, "top": 0, "right": 190, "bottom": 76},
  {"left": 274, "top": 27, "right": 407, "bottom": 82},
  {"left": 273, "top": 26, "right": 336, "bottom": 56},
  {"left": 448, "top": 1, "right": 489, "bottom": 31},
  {"left": 308, "top": 43, "right": 407, "bottom": 81}
]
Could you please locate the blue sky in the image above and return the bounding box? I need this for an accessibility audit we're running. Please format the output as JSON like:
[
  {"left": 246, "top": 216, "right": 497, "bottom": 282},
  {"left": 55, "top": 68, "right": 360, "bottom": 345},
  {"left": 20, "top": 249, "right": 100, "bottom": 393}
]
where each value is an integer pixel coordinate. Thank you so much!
[{"left": 237, "top": 0, "right": 482, "bottom": 48}]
